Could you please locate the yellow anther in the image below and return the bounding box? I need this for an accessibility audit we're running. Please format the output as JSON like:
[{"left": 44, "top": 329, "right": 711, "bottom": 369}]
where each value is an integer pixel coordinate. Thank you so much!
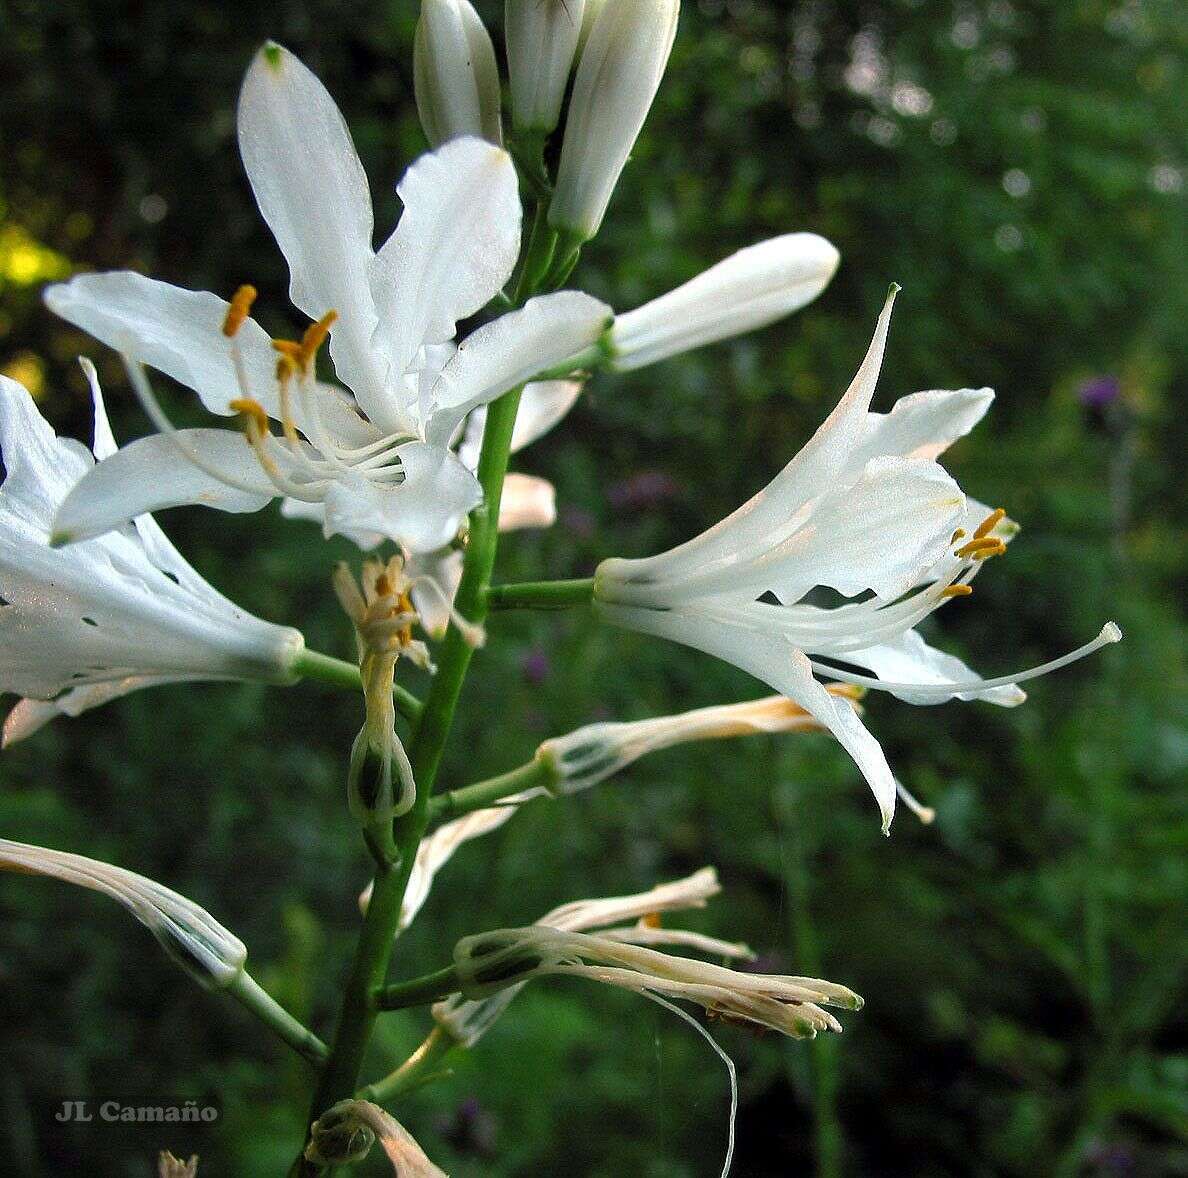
[
  {"left": 955, "top": 536, "right": 1006, "bottom": 560},
  {"left": 941, "top": 584, "right": 974, "bottom": 599},
  {"left": 951, "top": 528, "right": 967, "bottom": 543},
  {"left": 973, "top": 507, "right": 1006, "bottom": 540},
  {"left": 299, "top": 311, "right": 338, "bottom": 370},
  {"left": 222, "top": 285, "right": 258, "bottom": 338},
  {"left": 641, "top": 912, "right": 663, "bottom": 930},
  {"left": 228, "top": 397, "right": 270, "bottom": 436}
]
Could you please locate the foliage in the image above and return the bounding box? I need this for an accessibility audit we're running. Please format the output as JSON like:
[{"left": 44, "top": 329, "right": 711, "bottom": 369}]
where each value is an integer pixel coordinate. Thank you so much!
[{"left": 0, "top": 1, "right": 1184, "bottom": 1174}]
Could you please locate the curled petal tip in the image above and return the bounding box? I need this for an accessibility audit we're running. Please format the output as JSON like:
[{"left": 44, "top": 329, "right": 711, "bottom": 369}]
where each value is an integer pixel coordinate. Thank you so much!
[
  {"left": 887, "top": 281, "right": 902, "bottom": 299},
  {"left": 1101, "top": 621, "right": 1123, "bottom": 643},
  {"left": 260, "top": 41, "right": 286, "bottom": 70}
]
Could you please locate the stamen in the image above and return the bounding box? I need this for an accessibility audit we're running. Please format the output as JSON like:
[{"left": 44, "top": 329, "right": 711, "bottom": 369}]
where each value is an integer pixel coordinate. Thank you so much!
[
  {"left": 222, "top": 285, "right": 257, "bottom": 337},
  {"left": 300, "top": 311, "right": 338, "bottom": 371},
  {"left": 228, "top": 397, "right": 271, "bottom": 437},
  {"left": 807, "top": 623, "right": 1121, "bottom": 700},
  {"left": 955, "top": 536, "right": 1005, "bottom": 560},
  {"left": 641, "top": 912, "right": 663, "bottom": 930},
  {"left": 825, "top": 683, "right": 866, "bottom": 702},
  {"left": 895, "top": 780, "right": 936, "bottom": 825},
  {"left": 941, "top": 585, "right": 974, "bottom": 599},
  {"left": 951, "top": 528, "right": 966, "bottom": 543},
  {"left": 973, "top": 508, "right": 1006, "bottom": 539},
  {"left": 971, "top": 540, "right": 1006, "bottom": 561}
]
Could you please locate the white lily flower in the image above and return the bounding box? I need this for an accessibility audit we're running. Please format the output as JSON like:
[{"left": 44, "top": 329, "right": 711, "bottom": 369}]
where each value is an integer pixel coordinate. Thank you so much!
[
  {"left": 434, "top": 867, "right": 749, "bottom": 1046},
  {"left": 538, "top": 688, "right": 860, "bottom": 793},
  {"left": 610, "top": 234, "right": 841, "bottom": 371},
  {"left": 595, "top": 288, "right": 1121, "bottom": 832},
  {"left": 414, "top": 0, "right": 503, "bottom": 147},
  {"left": 550, "top": 0, "right": 681, "bottom": 241},
  {"left": 506, "top": 0, "right": 587, "bottom": 134},
  {"left": 0, "top": 838, "right": 247, "bottom": 989},
  {"left": 44, "top": 44, "right": 611, "bottom": 554},
  {"left": 0, "top": 371, "right": 303, "bottom": 745}
]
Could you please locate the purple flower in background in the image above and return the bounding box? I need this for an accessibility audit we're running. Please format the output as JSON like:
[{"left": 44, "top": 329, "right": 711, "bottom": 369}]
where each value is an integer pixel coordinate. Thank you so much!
[
  {"left": 1077, "top": 375, "right": 1121, "bottom": 410},
  {"left": 521, "top": 647, "right": 551, "bottom": 686},
  {"left": 561, "top": 505, "right": 597, "bottom": 539}
]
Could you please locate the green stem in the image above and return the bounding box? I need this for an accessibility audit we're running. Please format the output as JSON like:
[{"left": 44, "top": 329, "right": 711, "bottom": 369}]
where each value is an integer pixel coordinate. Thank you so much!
[
  {"left": 357, "top": 1027, "right": 458, "bottom": 1106},
  {"left": 295, "top": 386, "right": 526, "bottom": 1173},
  {"left": 225, "top": 970, "right": 328, "bottom": 1066},
  {"left": 293, "top": 649, "right": 423, "bottom": 723},
  {"left": 485, "top": 578, "right": 596, "bottom": 611},
  {"left": 430, "top": 756, "right": 558, "bottom": 823},
  {"left": 374, "top": 964, "right": 462, "bottom": 1011}
]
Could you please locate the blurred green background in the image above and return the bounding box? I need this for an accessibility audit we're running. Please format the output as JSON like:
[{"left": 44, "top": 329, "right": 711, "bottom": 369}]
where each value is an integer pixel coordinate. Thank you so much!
[{"left": 1, "top": 1, "right": 1185, "bottom": 1174}]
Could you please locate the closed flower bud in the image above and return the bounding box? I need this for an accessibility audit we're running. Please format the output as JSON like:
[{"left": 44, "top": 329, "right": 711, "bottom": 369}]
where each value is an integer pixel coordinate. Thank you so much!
[
  {"left": 550, "top": 0, "right": 680, "bottom": 240},
  {"left": 415, "top": 0, "right": 503, "bottom": 147},
  {"left": 306, "top": 1101, "right": 445, "bottom": 1176},
  {"left": 506, "top": 0, "right": 586, "bottom": 134},
  {"left": 610, "top": 234, "right": 841, "bottom": 371}
]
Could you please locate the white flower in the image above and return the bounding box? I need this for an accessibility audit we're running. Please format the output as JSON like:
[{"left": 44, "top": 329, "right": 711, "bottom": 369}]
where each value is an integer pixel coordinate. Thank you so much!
[
  {"left": 609, "top": 234, "right": 841, "bottom": 371},
  {"left": 414, "top": 0, "right": 502, "bottom": 147},
  {"left": 0, "top": 370, "right": 303, "bottom": 746},
  {"left": 506, "top": 0, "right": 587, "bottom": 134},
  {"left": 433, "top": 867, "right": 752, "bottom": 1046},
  {"left": 550, "top": 0, "right": 681, "bottom": 240},
  {"left": 538, "top": 688, "right": 860, "bottom": 792},
  {"left": 0, "top": 837, "right": 247, "bottom": 989},
  {"left": 44, "top": 44, "right": 611, "bottom": 554},
  {"left": 595, "top": 287, "right": 1121, "bottom": 832}
]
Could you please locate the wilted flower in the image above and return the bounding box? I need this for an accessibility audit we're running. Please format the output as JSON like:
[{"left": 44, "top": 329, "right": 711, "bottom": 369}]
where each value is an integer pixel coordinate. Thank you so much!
[
  {"left": 433, "top": 867, "right": 751, "bottom": 1046},
  {"left": 0, "top": 838, "right": 247, "bottom": 989},
  {"left": 157, "top": 1153, "right": 199, "bottom": 1178},
  {"left": 414, "top": 0, "right": 503, "bottom": 147},
  {"left": 537, "top": 688, "right": 861, "bottom": 793},
  {"left": 0, "top": 370, "right": 303, "bottom": 745},
  {"left": 595, "top": 288, "right": 1121, "bottom": 831},
  {"left": 550, "top": 0, "right": 681, "bottom": 241},
  {"left": 306, "top": 1100, "right": 446, "bottom": 1176},
  {"left": 506, "top": 0, "right": 587, "bottom": 135},
  {"left": 46, "top": 45, "right": 610, "bottom": 554}
]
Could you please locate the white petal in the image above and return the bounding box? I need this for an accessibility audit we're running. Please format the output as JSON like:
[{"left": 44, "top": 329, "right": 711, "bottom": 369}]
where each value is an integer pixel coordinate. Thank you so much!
[
  {"left": 0, "top": 376, "right": 92, "bottom": 530},
  {"left": 607, "top": 287, "right": 900, "bottom": 586},
  {"left": 596, "top": 602, "right": 898, "bottom": 832},
  {"left": 844, "top": 629, "right": 1026, "bottom": 707},
  {"left": 45, "top": 272, "right": 283, "bottom": 417},
  {"left": 52, "top": 430, "right": 275, "bottom": 545},
  {"left": 459, "top": 379, "right": 584, "bottom": 469},
  {"left": 238, "top": 43, "right": 390, "bottom": 420},
  {"left": 280, "top": 498, "right": 382, "bottom": 551},
  {"left": 79, "top": 358, "right": 117, "bottom": 460},
  {"left": 847, "top": 387, "right": 994, "bottom": 469},
  {"left": 372, "top": 139, "right": 521, "bottom": 383},
  {"left": 430, "top": 292, "right": 612, "bottom": 434},
  {"left": 407, "top": 547, "right": 465, "bottom": 639},
  {"left": 321, "top": 444, "right": 482, "bottom": 553},
  {"left": 499, "top": 473, "right": 556, "bottom": 531},
  {"left": 611, "top": 234, "right": 840, "bottom": 371},
  {"left": 656, "top": 456, "right": 965, "bottom": 607},
  {"left": 3, "top": 677, "right": 180, "bottom": 746}
]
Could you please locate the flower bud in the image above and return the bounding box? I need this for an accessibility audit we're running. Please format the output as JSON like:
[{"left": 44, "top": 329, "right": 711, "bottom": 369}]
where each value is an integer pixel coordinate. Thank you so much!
[
  {"left": 506, "top": 0, "right": 587, "bottom": 134},
  {"left": 610, "top": 234, "right": 841, "bottom": 371},
  {"left": 0, "top": 839, "right": 247, "bottom": 990},
  {"left": 414, "top": 0, "right": 503, "bottom": 147},
  {"left": 550, "top": 0, "right": 680, "bottom": 240}
]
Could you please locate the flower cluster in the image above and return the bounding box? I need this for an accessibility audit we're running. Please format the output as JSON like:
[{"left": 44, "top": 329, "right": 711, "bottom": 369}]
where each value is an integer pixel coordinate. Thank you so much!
[{"left": 0, "top": 2, "right": 1122, "bottom": 1174}]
